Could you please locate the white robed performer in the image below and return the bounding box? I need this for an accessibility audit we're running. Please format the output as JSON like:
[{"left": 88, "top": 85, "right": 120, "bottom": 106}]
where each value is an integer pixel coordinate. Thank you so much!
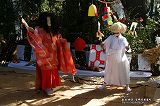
[{"left": 100, "top": 22, "right": 131, "bottom": 92}]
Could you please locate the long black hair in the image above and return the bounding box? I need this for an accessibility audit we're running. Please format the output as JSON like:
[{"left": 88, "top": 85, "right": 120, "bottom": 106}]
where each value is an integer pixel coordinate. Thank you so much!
[{"left": 38, "top": 12, "right": 60, "bottom": 34}]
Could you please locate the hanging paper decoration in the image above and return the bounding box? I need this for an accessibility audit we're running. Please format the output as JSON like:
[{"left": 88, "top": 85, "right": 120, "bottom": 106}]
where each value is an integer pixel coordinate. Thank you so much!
[
  {"left": 128, "top": 22, "right": 138, "bottom": 36},
  {"left": 96, "top": 31, "right": 104, "bottom": 41},
  {"left": 130, "top": 22, "right": 138, "bottom": 31},
  {"left": 108, "top": 20, "right": 113, "bottom": 25},
  {"left": 102, "top": 14, "right": 108, "bottom": 20},
  {"left": 120, "top": 17, "right": 126, "bottom": 23},
  {"left": 88, "top": 4, "right": 98, "bottom": 16},
  {"left": 103, "top": 20, "right": 108, "bottom": 25},
  {"left": 139, "top": 17, "right": 144, "bottom": 22},
  {"left": 107, "top": 13, "right": 113, "bottom": 25},
  {"left": 102, "top": 4, "right": 113, "bottom": 26},
  {"left": 98, "top": 21, "right": 101, "bottom": 30},
  {"left": 104, "top": 5, "right": 108, "bottom": 12},
  {"left": 111, "top": 0, "right": 125, "bottom": 20},
  {"left": 73, "top": 37, "right": 86, "bottom": 51},
  {"left": 112, "top": 14, "right": 118, "bottom": 22},
  {"left": 96, "top": 21, "right": 104, "bottom": 41}
]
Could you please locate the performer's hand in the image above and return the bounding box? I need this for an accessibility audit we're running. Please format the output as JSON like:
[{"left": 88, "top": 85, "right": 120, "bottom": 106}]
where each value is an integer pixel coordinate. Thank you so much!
[
  {"left": 100, "top": 42, "right": 104, "bottom": 49},
  {"left": 60, "top": 38, "right": 67, "bottom": 43},
  {"left": 21, "top": 18, "right": 29, "bottom": 28},
  {"left": 28, "top": 27, "right": 34, "bottom": 33},
  {"left": 18, "top": 15, "right": 22, "bottom": 20},
  {"left": 21, "top": 18, "right": 34, "bottom": 33}
]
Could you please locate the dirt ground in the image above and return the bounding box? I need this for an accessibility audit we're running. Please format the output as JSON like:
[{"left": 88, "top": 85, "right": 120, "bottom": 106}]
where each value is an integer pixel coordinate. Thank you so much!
[{"left": 0, "top": 66, "right": 160, "bottom": 106}]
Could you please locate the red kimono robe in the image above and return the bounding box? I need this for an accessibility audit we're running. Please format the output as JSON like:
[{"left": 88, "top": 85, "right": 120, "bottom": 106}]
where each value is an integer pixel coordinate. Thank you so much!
[{"left": 27, "top": 27, "right": 76, "bottom": 90}]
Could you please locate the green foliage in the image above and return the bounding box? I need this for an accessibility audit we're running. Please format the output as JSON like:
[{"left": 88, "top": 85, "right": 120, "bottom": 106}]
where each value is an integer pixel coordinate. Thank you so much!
[
  {"left": 41, "top": 0, "right": 50, "bottom": 12},
  {"left": 40, "top": 0, "right": 63, "bottom": 15},
  {"left": 0, "top": 0, "right": 16, "bottom": 37},
  {"left": 125, "top": 19, "right": 157, "bottom": 54}
]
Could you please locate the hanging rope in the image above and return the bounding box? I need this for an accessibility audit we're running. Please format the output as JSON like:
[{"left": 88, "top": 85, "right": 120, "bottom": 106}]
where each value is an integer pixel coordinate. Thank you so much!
[{"left": 97, "top": 0, "right": 115, "bottom": 4}]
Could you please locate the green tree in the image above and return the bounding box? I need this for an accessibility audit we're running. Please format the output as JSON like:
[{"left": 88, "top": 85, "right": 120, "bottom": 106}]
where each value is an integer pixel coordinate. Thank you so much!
[
  {"left": 0, "top": 0, "right": 16, "bottom": 38},
  {"left": 62, "top": 0, "right": 99, "bottom": 43},
  {"left": 0, "top": 0, "right": 17, "bottom": 62}
]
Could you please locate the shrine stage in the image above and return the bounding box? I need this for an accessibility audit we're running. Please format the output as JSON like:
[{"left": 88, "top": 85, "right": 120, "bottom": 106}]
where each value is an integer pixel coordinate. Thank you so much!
[
  {"left": 8, "top": 61, "right": 105, "bottom": 77},
  {"left": 8, "top": 61, "right": 152, "bottom": 78}
]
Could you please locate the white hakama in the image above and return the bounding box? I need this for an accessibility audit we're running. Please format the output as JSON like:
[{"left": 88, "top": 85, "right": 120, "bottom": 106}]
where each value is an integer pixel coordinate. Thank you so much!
[{"left": 103, "top": 34, "right": 130, "bottom": 86}]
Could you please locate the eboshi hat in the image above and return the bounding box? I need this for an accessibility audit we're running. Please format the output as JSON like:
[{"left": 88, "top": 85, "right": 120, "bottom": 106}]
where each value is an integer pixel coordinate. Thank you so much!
[{"left": 110, "top": 22, "right": 127, "bottom": 34}]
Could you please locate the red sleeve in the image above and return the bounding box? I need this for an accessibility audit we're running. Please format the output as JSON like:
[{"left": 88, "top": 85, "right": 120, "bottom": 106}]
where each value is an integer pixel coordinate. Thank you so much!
[
  {"left": 57, "top": 38, "right": 76, "bottom": 75},
  {"left": 27, "top": 31, "right": 51, "bottom": 67}
]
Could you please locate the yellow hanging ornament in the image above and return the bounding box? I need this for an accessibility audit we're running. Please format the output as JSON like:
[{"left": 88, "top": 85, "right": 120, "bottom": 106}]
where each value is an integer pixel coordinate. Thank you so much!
[
  {"left": 88, "top": 4, "right": 98, "bottom": 16},
  {"left": 96, "top": 30, "right": 104, "bottom": 41}
]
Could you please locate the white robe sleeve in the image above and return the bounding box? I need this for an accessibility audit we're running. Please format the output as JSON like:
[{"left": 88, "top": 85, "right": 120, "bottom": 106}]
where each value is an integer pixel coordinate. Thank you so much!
[
  {"left": 103, "top": 36, "right": 112, "bottom": 53},
  {"left": 122, "top": 37, "right": 131, "bottom": 54},
  {"left": 123, "top": 37, "right": 129, "bottom": 47}
]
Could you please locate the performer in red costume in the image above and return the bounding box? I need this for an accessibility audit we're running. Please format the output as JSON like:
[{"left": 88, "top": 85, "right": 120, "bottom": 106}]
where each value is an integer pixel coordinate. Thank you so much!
[{"left": 21, "top": 12, "right": 76, "bottom": 96}]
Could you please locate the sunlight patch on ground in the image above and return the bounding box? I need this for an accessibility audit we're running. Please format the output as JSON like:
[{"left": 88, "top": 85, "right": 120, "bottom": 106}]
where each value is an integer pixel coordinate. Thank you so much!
[
  {"left": 24, "top": 95, "right": 70, "bottom": 105},
  {"left": 136, "top": 81, "right": 146, "bottom": 84},
  {"left": 83, "top": 99, "right": 106, "bottom": 106},
  {"left": 25, "top": 99, "right": 37, "bottom": 103},
  {"left": 3, "top": 87, "right": 17, "bottom": 90},
  {"left": 17, "top": 103, "right": 29, "bottom": 106},
  {"left": 29, "top": 87, "right": 35, "bottom": 89},
  {"left": 31, "top": 97, "right": 60, "bottom": 105},
  {"left": 7, "top": 102, "right": 28, "bottom": 106},
  {"left": 70, "top": 84, "right": 97, "bottom": 90},
  {"left": 105, "top": 86, "right": 125, "bottom": 90},
  {"left": 148, "top": 76, "right": 160, "bottom": 83},
  {"left": 83, "top": 94, "right": 123, "bottom": 106},
  {"left": 26, "top": 85, "right": 98, "bottom": 105},
  {"left": 22, "top": 84, "right": 126, "bottom": 106},
  {"left": 57, "top": 85, "right": 97, "bottom": 97},
  {"left": 27, "top": 81, "right": 35, "bottom": 86},
  {"left": 112, "top": 93, "right": 125, "bottom": 96},
  {"left": 154, "top": 98, "right": 160, "bottom": 105}
]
